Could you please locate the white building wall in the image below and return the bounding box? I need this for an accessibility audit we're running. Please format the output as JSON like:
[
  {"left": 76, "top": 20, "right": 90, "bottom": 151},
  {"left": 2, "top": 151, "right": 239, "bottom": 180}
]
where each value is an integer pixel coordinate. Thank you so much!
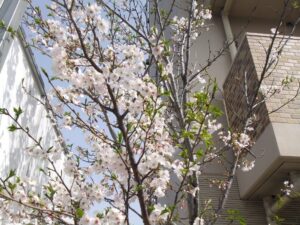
[{"left": 0, "top": 36, "right": 63, "bottom": 186}]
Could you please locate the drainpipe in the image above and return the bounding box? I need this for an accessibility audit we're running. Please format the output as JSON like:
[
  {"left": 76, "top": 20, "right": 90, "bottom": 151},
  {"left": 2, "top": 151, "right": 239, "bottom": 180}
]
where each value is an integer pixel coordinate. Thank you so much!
[
  {"left": 221, "top": 0, "right": 237, "bottom": 61},
  {"left": 263, "top": 197, "right": 277, "bottom": 225},
  {"left": 263, "top": 172, "right": 300, "bottom": 224}
]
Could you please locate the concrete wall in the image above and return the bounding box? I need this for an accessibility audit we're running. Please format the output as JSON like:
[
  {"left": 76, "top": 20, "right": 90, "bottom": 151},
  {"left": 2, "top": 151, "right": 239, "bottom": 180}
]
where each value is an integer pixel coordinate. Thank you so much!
[
  {"left": 190, "top": 15, "right": 232, "bottom": 88},
  {"left": 156, "top": 0, "right": 232, "bottom": 88}
]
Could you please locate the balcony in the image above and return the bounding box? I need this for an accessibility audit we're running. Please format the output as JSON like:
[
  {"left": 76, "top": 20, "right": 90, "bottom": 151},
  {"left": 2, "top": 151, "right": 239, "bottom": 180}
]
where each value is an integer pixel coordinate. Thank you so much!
[{"left": 223, "top": 33, "right": 300, "bottom": 199}]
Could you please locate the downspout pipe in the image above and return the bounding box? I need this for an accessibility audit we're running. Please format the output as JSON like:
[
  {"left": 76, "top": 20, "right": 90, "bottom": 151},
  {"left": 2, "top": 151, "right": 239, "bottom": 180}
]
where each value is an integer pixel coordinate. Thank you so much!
[
  {"left": 221, "top": 0, "right": 237, "bottom": 61},
  {"left": 263, "top": 197, "right": 277, "bottom": 225},
  {"left": 263, "top": 172, "right": 300, "bottom": 224}
]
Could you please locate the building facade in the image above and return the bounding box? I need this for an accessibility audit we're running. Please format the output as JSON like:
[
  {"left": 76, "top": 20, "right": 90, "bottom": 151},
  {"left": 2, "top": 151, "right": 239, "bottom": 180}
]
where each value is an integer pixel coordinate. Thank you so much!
[
  {"left": 161, "top": 0, "right": 300, "bottom": 224},
  {"left": 200, "top": 1, "right": 300, "bottom": 224},
  {"left": 0, "top": 1, "right": 64, "bottom": 222}
]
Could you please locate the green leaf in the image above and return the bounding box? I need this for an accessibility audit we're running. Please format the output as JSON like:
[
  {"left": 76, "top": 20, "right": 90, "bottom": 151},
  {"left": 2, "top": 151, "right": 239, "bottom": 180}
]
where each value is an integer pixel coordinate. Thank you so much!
[
  {"left": 292, "top": 0, "right": 300, "bottom": 8},
  {"left": 41, "top": 67, "right": 49, "bottom": 76},
  {"left": 115, "top": 147, "right": 122, "bottom": 154},
  {"left": 209, "top": 105, "right": 223, "bottom": 118},
  {"left": 0, "top": 108, "right": 6, "bottom": 114},
  {"left": 193, "top": 92, "right": 208, "bottom": 105},
  {"left": 133, "top": 184, "right": 144, "bottom": 193},
  {"left": 34, "top": 18, "right": 42, "bottom": 25},
  {"left": 0, "top": 20, "right": 5, "bottom": 29},
  {"left": 8, "top": 124, "right": 18, "bottom": 132},
  {"left": 7, "top": 26, "right": 16, "bottom": 37},
  {"left": 201, "top": 129, "right": 213, "bottom": 148},
  {"left": 111, "top": 173, "right": 118, "bottom": 180},
  {"left": 272, "top": 215, "right": 285, "bottom": 224},
  {"left": 226, "top": 209, "right": 246, "bottom": 225},
  {"left": 75, "top": 208, "right": 85, "bottom": 219},
  {"left": 179, "top": 149, "right": 189, "bottom": 159},
  {"left": 64, "top": 112, "right": 71, "bottom": 116},
  {"left": 16, "top": 177, "right": 20, "bottom": 184},
  {"left": 148, "top": 205, "right": 155, "bottom": 214},
  {"left": 161, "top": 90, "right": 171, "bottom": 97},
  {"left": 180, "top": 168, "right": 189, "bottom": 175},
  {"left": 195, "top": 149, "right": 203, "bottom": 160},
  {"left": 8, "top": 169, "right": 16, "bottom": 179},
  {"left": 212, "top": 79, "right": 218, "bottom": 94},
  {"left": 161, "top": 208, "right": 170, "bottom": 215},
  {"left": 8, "top": 182, "right": 17, "bottom": 192},
  {"left": 126, "top": 122, "right": 133, "bottom": 132},
  {"left": 47, "top": 185, "right": 56, "bottom": 199},
  {"left": 3, "top": 170, "right": 16, "bottom": 183},
  {"left": 34, "top": 6, "right": 41, "bottom": 13},
  {"left": 117, "top": 132, "right": 123, "bottom": 144},
  {"left": 157, "top": 63, "right": 163, "bottom": 74},
  {"left": 39, "top": 168, "right": 46, "bottom": 174},
  {"left": 96, "top": 213, "right": 104, "bottom": 219},
  {"left": 13, "top": 107, "right": 23, "bottom": 120},
  {"left": 182, "top": 130, "right": 194, "bottom": 139}
]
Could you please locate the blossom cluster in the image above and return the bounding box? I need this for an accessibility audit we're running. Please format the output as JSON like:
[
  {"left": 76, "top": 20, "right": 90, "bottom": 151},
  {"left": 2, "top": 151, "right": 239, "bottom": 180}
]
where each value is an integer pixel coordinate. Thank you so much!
[
  {"left": 281, "top": 180, "right": 294, "bottom": 196},
  {"left": 171, "top": 2, "right": 212, "bottom": 42}
]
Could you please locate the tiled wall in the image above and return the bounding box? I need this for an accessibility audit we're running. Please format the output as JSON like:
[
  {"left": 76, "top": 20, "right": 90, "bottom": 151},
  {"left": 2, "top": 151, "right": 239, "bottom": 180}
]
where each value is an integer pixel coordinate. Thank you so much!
[{"left": 223, "top": 33, "right": 300, "bottom": 139}]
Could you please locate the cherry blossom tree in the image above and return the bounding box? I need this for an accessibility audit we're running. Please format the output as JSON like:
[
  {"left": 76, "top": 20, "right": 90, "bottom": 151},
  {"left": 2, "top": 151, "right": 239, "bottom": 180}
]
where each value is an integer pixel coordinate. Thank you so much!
[{"left": 0, "top": 0, "right": 299, "bottom": 225}]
